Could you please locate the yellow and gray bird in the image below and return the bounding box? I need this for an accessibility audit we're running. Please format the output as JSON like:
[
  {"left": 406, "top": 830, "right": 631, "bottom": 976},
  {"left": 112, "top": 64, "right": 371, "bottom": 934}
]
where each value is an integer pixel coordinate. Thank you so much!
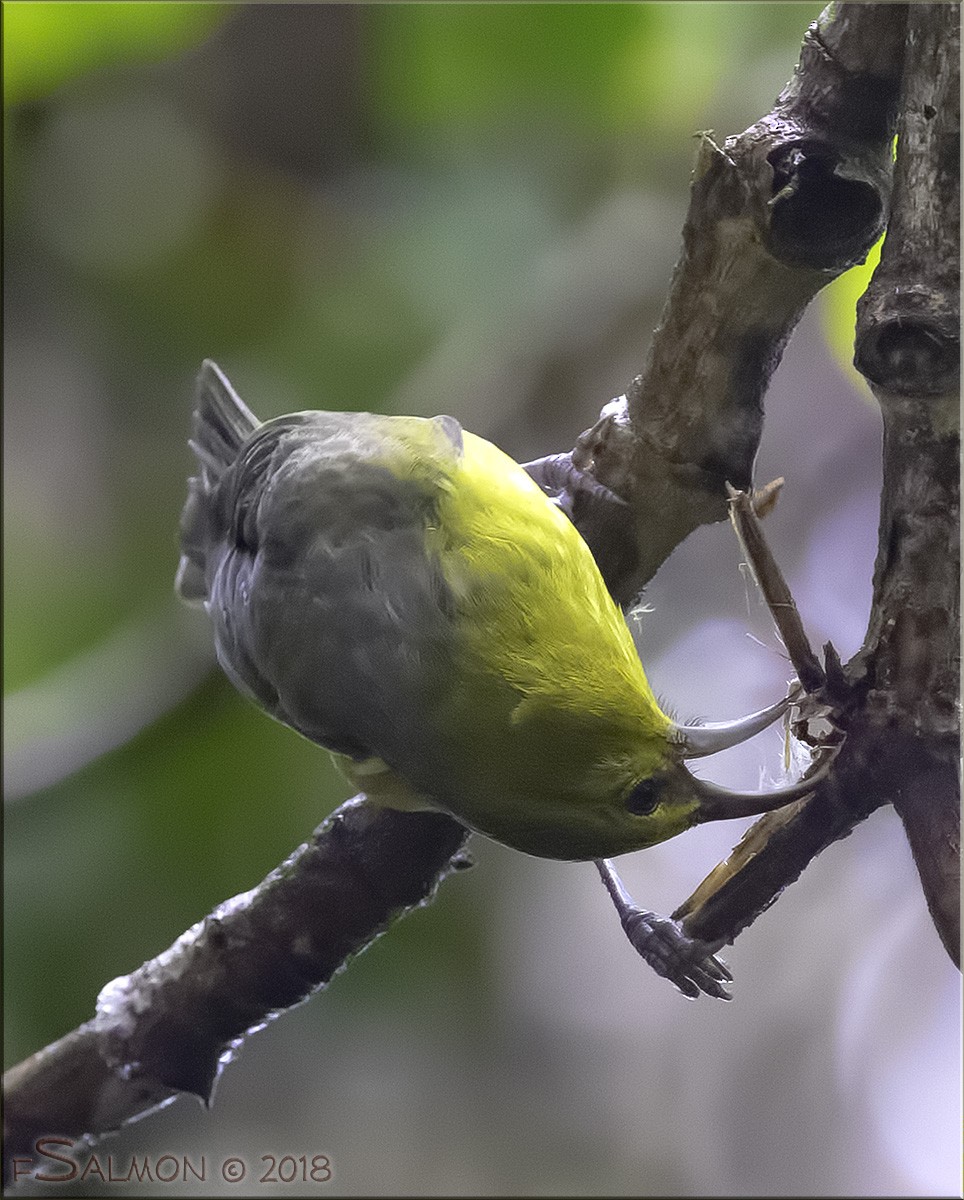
[{"left": 177, "top": 361, "right": 821, "bottom": 995}]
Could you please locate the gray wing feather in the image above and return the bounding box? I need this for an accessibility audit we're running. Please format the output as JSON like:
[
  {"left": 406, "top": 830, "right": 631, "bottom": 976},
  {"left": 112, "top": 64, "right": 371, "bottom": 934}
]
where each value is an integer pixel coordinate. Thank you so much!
[{"left": 180, "top": 375, "right": 463, "bottom": 770}]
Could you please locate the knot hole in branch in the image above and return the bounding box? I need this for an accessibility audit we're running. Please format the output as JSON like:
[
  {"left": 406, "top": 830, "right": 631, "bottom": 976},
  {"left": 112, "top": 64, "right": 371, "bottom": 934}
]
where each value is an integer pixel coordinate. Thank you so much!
[
  {"left": 855, "top": 295, "right": 961, "bottom": 397},
  {"left": 767, "top": 140, "right": 883, "bottom": 269}
]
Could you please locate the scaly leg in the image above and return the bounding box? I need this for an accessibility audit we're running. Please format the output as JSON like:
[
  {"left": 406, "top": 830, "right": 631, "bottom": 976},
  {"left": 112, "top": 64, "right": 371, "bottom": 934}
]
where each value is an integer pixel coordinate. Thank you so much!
[{"left": 595, "top": 859, "right": 733, "bottom": 1000}]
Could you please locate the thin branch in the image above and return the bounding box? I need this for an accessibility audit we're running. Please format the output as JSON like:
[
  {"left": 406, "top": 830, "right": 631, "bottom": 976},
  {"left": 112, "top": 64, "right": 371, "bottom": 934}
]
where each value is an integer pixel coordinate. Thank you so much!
[{"left": 725, "top": 485, "right": 826, "bottom": 693}]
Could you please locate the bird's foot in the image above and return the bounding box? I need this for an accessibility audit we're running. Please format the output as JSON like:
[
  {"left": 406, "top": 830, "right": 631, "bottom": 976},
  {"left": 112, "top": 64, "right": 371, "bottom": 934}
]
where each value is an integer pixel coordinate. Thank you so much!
[{"left": 619, "top": 907, "right": 733, "bottom": 1000}]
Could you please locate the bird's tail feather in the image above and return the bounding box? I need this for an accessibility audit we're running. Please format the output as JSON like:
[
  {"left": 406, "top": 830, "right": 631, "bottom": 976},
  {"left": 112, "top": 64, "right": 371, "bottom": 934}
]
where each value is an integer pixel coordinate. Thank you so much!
[
  {"left": 189, "top": 359, "right": 260, "bottom": 484},
  {"left": 177, "top": 360, "right": 261, "bottom": 604}
]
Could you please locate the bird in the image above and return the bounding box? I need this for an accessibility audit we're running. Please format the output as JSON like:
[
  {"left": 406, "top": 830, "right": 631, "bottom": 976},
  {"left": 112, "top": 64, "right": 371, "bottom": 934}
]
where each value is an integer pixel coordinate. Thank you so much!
[{"left": 177, "top": 360, "right": 825, "bottom": 995}]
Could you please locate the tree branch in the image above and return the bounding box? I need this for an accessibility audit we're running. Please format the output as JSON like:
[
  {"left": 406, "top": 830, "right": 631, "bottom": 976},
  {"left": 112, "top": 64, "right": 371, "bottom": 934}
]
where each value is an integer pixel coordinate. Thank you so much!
[
  {"left": 852, "top": 1, "right": 961, "bottom": 961},
  {"left": 725, "top": 485, "right": 826, "bottom": 694},
  {"left": 675, "top": 4, "right": 960, "bottom": 959},
  {"left": 3, "top": 801, "right": 470, "bottom": 1176},
  {"left": 526, "top": 2, "right": 905, "bottom": 605}
]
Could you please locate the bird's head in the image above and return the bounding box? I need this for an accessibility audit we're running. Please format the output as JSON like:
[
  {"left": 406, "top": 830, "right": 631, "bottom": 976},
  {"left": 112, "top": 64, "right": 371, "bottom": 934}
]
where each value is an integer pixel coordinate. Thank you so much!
[
  {"left": 611, "top": 691, "right": 830, "bottom": 856},
  {"left": 507, "top": 692, "right": 826, "bottom": 861}
]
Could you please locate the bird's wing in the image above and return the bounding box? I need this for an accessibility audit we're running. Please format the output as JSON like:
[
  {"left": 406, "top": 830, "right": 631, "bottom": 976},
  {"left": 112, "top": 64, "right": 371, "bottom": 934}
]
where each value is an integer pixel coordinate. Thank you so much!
[{"left": 179, "top": 367, "right": 464, "bottom": 769}]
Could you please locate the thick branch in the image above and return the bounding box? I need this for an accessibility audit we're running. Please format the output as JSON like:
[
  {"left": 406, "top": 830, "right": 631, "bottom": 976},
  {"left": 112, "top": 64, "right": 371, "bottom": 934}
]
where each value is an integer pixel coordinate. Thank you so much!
[
  {"left": 3, "top": 799, "right": 470, "bottom": 1175},
  {"left": 854, "top": 6, "right": 960, "bottom": 398},
  {"left": 676, "top": 4, "right": 960, "bottom": 959},
  {"left": 527, "top": 2, "right": 905, "bottom": 605},
  {"left": 852, "top": 1, "right": 961, "bottom": 961}
]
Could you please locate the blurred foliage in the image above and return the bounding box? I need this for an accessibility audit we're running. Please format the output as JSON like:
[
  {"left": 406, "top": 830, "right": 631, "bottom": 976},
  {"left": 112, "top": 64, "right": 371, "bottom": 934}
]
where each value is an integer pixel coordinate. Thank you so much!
[
  {"left": 3, "top": 2, "right": 225, "bottom": 107},
  {"left": 7, "top": 6, "right": 957, "bottom": 1197},
  {"left": 371, "top": 3, "right": 819, "bottom": 145}
]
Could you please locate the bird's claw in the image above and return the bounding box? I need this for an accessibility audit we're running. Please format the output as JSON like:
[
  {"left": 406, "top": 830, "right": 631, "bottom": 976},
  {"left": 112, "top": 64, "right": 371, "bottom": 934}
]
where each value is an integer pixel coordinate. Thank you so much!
[{"left": 620, "top": 907, "right": 733, "bottom": 1000}]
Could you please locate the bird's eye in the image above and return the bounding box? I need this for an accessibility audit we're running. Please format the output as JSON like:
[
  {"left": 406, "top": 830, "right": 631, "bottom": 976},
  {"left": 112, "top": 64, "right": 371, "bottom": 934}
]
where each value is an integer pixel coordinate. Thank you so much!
[{"left": 625, "top": 778, "right": 660, "bottom": 816}]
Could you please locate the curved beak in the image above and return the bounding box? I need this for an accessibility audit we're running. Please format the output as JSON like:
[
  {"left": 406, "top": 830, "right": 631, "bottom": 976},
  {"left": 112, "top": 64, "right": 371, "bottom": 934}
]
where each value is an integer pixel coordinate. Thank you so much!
[
  {"left": 670, "top": 694, "right": 792, "bottom": 759},
  {"left": 688, "top": 748, "right": 834, "bottom": 823}
]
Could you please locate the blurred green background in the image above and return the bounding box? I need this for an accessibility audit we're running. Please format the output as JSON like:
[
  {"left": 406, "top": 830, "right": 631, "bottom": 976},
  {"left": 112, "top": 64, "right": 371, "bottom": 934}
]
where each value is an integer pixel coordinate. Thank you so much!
[{"left": 4, "top": 5, "right": 959, "bottom": 1196}]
